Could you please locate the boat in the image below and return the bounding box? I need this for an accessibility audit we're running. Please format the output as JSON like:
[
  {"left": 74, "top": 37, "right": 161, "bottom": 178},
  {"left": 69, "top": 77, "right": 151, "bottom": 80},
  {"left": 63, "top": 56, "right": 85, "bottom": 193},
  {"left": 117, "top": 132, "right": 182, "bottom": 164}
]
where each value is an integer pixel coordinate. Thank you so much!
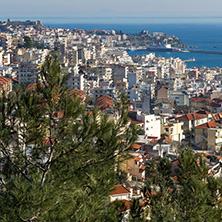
[{"left": 146, "top": 43, "right": 173, "bottom": 52}]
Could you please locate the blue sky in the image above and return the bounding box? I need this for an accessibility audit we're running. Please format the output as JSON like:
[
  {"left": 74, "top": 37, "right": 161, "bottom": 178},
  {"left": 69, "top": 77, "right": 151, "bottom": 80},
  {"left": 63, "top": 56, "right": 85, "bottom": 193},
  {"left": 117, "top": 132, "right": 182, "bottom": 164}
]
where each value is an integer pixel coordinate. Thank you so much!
[{"left": 1, "top": 0, "right": 222, "bottom": 22}]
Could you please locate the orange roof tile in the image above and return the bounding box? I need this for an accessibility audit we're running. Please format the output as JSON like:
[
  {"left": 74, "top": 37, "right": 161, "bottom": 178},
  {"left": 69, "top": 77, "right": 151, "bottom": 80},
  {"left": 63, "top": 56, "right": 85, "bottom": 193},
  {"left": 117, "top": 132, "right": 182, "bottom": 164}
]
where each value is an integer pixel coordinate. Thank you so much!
[
  {"left": 131, "top": 120, "right": 144, "bottom": 125},
  {"left": 158, "top": 136, "right": 172, "bottom": 144},
  {"left": 150, "top": 139, "right": 158, "bottom": 143},
  {"left": 172, "top": 176, "right": 179, "bottom": 184},
  {"left": 203, "top": 153, "right": 222, "bottom": 160},
  {"left": 189, "top": 97, "right": 208, "bottom": 103},
  {"left": 171, "top": 159, "right": 179, "bottom": 165},
  {"left": 0, "top": 76, "right": 11, "bottom": 85},
  {"left": 110, "top": 184, "right": 130, "bottom": 195},
  {"left": 140, "top": 165, "right": 146, "bottom": 170},
  {"left": 113, "top": 200, "right": 131, "bottom": 210},
  {"left": 26, "top": 82, "right": 44, "bottom": 91},
  {"left": 133, "top": 144, "right": 142, "bottom": 149},
  {"left": 195, "top": 121, "right": 218, "bottom": 129},
  {"left": 134, "top": 156, "right": 141, "bottom": 161},
  {"left": 176, "top": 113, "right": 207, "bottom": 121}
]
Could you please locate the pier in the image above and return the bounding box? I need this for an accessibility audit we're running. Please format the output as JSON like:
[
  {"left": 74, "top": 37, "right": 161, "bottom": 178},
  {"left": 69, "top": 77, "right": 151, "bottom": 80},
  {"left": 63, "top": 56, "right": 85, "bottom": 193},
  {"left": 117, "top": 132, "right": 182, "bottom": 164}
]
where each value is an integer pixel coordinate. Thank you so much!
[
  {"left": 172, "top": 48, "right": 222, "bottom": 55},
  {"left": 184, "top": 58, "right": 195, "bottom": 62},
  {"left": 188, "top": 49, "right": 222, "bottom": 55},
  {"left": 128, "top": 47, "right": 222, "bottom": 55}
]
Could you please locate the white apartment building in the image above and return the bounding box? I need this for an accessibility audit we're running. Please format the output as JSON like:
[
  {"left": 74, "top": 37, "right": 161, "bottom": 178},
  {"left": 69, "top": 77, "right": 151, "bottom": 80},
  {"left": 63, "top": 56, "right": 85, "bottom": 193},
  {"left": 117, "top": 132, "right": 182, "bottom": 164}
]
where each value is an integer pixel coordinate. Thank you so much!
[{"left": 136, "top": 112, "right": 161, "bottom": 138}]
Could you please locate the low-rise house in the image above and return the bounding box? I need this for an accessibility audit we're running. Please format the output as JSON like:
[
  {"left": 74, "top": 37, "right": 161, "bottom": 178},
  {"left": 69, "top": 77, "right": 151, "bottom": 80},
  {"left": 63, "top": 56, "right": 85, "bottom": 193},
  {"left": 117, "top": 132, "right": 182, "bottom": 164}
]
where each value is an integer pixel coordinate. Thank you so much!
[
  {"left": 0, "top": 76, "right": 12, "bottom": 95},
  {"left": 176, "top": 113, "right": 208, "bottom": 132},
  {"left": 194, "top": 121, "right": 222, "bottom": 151},
  {"left": 189, "top": 97, "right": 213, "bottom": 110},
  {"left": 120, "top": 153, "right": 146, "bottom": 181},
  {"left": 148, "top": 136, "right": 178, "bottom": 158},
  {"left": 195, "top": 110, "right": 212, "bottom": 121},
  {"left": 95, "top": 94, "right": 114, "bottom": 112},
  {"left": 109, "top": 184, "right": 143, "bottom": 222},
  {"left": 203, "top": 153, "right": 222, "bottom": 178},
  {"left": 157, "top": 86, "right": 169, "bottom": 100},
  {"left": 161, "top": 117, "right": 184, "bottom": 142},
  {"left": 169, "top": 90, "right": 189, "bottom": 106},
  {"left": 110, "top": 184, "right": 132, "bottom": 202}
]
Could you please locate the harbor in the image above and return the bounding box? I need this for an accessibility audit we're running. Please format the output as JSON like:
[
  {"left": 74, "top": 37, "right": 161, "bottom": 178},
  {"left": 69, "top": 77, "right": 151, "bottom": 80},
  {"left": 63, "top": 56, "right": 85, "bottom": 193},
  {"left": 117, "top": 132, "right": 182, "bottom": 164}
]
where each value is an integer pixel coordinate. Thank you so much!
[{"left": 127, "top": 47, "right": 222, "bottom": 55}]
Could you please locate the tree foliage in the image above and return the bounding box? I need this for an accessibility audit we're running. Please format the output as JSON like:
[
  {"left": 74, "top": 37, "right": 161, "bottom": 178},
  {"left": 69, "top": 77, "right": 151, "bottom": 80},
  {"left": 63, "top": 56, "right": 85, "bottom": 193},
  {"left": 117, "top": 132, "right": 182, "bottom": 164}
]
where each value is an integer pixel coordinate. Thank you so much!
[
  {"left": 23, "top": 35, "right": 33, "bottom": 48},
  {"left": 0, "top": 55, "right": 138, "bottom": 221},
  {"left": 145, "top": 148, "right": 222, "bottom": 222}
]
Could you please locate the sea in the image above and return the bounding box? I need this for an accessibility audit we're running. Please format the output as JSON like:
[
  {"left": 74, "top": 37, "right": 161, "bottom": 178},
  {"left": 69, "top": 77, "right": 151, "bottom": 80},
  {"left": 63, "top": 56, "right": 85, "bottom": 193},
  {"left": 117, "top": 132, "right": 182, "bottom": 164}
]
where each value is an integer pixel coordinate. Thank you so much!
[{"left": 43, "top": 18, "right": 222, "bottom": 68}]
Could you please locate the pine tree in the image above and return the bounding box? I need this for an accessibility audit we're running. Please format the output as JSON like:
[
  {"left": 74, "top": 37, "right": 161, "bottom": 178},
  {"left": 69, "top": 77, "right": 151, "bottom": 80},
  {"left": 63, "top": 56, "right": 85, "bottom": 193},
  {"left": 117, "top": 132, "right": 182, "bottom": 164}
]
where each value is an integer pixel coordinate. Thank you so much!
[
  {"left": 147, "top": 148, "right": 222, "bottom": 222},
  {"left": 0, "top": 54, "right": 138, "bottom": 221},
  {"left": 176, "top": 148, "right": 221, "bottom": 222},
  {"left": 129, "top": 198, "right": 144, "bottom": 222}
]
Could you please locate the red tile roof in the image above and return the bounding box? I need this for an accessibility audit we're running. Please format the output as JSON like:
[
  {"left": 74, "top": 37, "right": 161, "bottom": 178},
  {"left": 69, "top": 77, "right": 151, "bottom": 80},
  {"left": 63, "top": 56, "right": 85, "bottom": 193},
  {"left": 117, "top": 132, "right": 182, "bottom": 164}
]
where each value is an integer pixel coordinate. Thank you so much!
[
  {"left": 176, "top": 113, "right": 207, "bottom": 121},
  {"left": 130, "top": 120, "right": 144, "bottom": 125},
  {"left": 110, "top": 184, "right": 130, "bottom": 195},
  {"left": 195, "top": 121, "right": 218, "bottom": 129},
  {"left": 189, "top": 97, "right": 208, "bottom": 103},
  {"left": 133, "top": 144, "right": 142, "bottom": 149},
  {"left": 172, "top": 176, "right": 179, "bottom": 184},
  {"left": 171, "top": 159, "right": 179, "bottom": 165},
  {"left": 140, "top": 165, "right": 146, "bottom": 170},
  {"left": 150, "top": 139, "right": 158, "bottom": 143},
  {"left": 158, "top": 136, "right": 172, "bottom": 144},
  {"left": 203, "top": 153, "right": 222, "bottom": 160},
  {"left": 111, "top": 200, "right": 131, "bottom": 210},
  {"left": 0, "top": 76, "right": 11, "bottom": 85},
  {"left": 0, "top": 35, "right": 6, "bottom": 39},
  {"left": 26, "top": 82, "right": 44, "bottom": 91},
  {"left": 134, "top": 156, "right": 141, "bottom": 161},
  {"left": 95, "top": 95, "right": 114, "bottom": 111}
]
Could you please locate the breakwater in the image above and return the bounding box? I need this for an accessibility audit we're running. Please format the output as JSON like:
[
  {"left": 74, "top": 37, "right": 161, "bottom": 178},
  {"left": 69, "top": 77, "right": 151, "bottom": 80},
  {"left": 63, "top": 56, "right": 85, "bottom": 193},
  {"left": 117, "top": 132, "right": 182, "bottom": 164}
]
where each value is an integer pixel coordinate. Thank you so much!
[{"left": 187, "top": 49, "right": 222, "bottom": 55}]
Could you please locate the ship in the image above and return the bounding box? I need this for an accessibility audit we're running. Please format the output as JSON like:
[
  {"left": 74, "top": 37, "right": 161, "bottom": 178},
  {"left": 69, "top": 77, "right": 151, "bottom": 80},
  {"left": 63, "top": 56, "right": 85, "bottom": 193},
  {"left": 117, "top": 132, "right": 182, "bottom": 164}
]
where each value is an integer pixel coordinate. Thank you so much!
[{"left": 146, "top": 43, "right": 173, "bottom": 52}]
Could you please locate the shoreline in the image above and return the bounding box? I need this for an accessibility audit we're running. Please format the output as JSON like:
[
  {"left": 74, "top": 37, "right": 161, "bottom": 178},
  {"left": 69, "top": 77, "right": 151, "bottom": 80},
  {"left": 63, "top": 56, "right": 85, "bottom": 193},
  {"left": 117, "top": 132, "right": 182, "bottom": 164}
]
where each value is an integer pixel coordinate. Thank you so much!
[{"left": 128, "top": 48, "right": 222, "bottom": 55}]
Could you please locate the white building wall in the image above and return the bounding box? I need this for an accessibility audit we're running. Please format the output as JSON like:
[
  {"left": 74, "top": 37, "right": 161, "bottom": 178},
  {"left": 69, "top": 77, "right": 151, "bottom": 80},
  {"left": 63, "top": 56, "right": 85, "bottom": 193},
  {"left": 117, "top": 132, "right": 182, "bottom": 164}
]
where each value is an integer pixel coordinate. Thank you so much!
[
  {"left": 110, "top": 194, "right": 130, "bottom": 202},
  {"left": 137, "top": 114, "right": 161, "bottom": 138}
]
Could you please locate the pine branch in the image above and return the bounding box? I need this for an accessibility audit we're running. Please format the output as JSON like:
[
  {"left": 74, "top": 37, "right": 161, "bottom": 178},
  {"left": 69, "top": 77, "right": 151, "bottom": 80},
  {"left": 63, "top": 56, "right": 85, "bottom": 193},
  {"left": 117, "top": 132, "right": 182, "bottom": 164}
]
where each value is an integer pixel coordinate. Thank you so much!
[{"left": 0, "top": 141, "right": 33, "bottom": 184}]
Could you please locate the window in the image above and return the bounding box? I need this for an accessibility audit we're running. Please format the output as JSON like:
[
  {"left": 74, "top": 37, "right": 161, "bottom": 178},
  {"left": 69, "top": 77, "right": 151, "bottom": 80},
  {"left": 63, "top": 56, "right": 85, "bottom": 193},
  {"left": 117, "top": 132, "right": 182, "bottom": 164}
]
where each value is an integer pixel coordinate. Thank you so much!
[{"left": 165, "top": 128, "right": 169, "bottom": 132}]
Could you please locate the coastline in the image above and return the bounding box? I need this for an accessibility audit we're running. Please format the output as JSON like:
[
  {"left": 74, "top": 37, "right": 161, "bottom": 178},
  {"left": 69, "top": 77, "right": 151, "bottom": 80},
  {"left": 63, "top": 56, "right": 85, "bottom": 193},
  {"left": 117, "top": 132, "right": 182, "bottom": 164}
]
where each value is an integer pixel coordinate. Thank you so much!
[{"left": 44, "top": 22, "right": 222, "bottom": 68}]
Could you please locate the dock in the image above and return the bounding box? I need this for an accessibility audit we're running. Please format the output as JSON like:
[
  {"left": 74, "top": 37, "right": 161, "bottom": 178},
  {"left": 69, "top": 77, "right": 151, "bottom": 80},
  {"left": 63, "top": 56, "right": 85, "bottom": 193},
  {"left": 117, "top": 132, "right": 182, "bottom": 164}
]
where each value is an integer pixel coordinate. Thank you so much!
[
  {"left": 188, "top": 49, "right": 222, "bottom": 55},
  {"left": 184, "top": 58, "right": 195, "bottom": 62}
]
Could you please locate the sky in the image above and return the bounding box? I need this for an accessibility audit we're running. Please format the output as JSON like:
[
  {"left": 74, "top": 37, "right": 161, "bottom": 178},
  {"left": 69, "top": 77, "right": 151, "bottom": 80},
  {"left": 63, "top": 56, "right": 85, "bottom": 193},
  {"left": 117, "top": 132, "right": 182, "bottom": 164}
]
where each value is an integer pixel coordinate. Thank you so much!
[{"left": 1, "top": 0, "right": 222, "bottom": 22}]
